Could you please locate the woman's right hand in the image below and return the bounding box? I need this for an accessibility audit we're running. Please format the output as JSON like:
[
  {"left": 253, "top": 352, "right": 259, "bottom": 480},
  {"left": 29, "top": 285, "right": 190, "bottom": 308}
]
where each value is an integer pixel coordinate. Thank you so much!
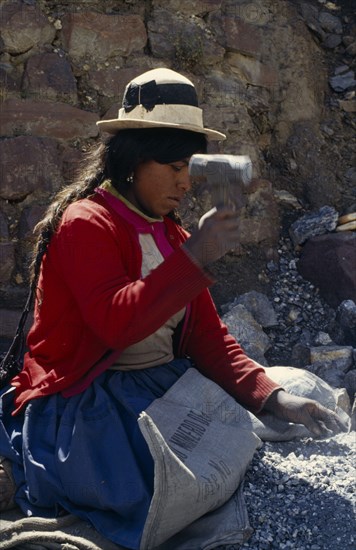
[{"left": 183, "top": 206, "right": 241, "bottom": 267}]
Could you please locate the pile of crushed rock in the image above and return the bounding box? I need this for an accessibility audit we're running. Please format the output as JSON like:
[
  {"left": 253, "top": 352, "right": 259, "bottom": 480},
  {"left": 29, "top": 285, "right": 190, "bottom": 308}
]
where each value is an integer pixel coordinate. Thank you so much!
[
  {"left": 265, "top": 233, "right": 338, "bottom": 366},
  {"left": 240, "top": 432, "right": 355, "bottom": 550}
]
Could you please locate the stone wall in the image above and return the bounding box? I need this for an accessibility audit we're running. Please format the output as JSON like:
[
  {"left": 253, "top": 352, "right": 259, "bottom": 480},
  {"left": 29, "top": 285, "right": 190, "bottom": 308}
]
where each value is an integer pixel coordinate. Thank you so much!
[{"left": 0, "top": 0, "right": 355, "bottom": 341}]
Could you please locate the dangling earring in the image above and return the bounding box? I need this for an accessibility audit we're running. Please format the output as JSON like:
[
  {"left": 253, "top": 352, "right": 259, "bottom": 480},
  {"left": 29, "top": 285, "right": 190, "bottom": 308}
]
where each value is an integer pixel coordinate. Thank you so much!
[{"left": 126, "top": 173, "right": 134, "bottom": 184}]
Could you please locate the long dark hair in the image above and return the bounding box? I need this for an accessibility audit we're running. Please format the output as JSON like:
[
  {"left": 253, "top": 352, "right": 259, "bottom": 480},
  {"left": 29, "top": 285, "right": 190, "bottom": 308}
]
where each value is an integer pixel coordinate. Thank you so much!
[{"left": 30, "top": 128, "right": 207, "bottom": 286}]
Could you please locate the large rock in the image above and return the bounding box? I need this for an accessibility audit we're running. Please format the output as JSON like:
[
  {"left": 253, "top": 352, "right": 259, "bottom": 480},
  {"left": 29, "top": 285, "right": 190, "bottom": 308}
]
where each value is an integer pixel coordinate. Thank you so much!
[
  {"left": 310, "top": 345, "right": 354, "bottom": 372},
  {"left": 227, "top": 53, "right": 278, "bottom": 88},
  {"left": 289, "top": 206, "right": 339, "bottom": 246},
  {"left": 222, "top": 304, "right": 270, "bottom": 365},
  {"left": 235, "top": 291, "right": 278, "bottom": 328},
  {"left": 0, "top": 99, "right": 99, "bottom": 140},
  {"left": 280, "top": 123, "right": 342, "bottom": 208},
  {"left": 329, "top": 68, "right": 356, "bottom": 93},
  {"left": 0, "top": 66, "right": 21, "bottom": 96},
  {"left": 203, "top": 71, "right": 250, "bottom": 108},
  {"left": 297, "top": 233, "right": 356, "bottom": 308},
  {"left": 61, "top": 12, "right": 147, "bottom": 62},
  {"left": 22, "top": 53, "right": 78, "bottom": 104},
  {"left": 148, "top": 8, "right": 224, "bottom": 66},
  {"left": 211, "top": 15, "right": 262, "bottom": 57},
  {"left": 238, "top": 179, "right": 279, "bottom": 247},
  {"left": 0, "top": 1, "right": 55, "bottom": 54},
  {"left": 318, "top": 12, "right": 343, "bottom": 34},
  {"left": 19, "top": 205, "right": 47, "bottom": 241},
  {"left": 89, "top": 67, "right": 143, "bottom": 100},
  {"left": 0, "top": 136, "right": 62, "bottom": 200}
]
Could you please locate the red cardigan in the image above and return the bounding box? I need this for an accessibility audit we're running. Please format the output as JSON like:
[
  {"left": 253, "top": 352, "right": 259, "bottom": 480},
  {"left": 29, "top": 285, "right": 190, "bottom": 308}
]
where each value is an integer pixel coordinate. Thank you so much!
[{"left": 12, "top": 194, "right": 279, "bottom": 414}]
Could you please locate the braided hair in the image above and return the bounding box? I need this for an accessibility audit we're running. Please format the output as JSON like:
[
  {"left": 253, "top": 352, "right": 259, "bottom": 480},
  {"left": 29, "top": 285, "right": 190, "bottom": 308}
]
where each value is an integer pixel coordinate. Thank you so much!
[{"left": 30, "top": 128, "right": 207, "bottom": 287}]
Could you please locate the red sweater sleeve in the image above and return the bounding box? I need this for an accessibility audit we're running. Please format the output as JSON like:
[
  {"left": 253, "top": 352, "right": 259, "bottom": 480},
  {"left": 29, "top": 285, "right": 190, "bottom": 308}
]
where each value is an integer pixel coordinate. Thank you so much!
[{"left": 183, "top": 289, "right": 281, "bottom": 413}]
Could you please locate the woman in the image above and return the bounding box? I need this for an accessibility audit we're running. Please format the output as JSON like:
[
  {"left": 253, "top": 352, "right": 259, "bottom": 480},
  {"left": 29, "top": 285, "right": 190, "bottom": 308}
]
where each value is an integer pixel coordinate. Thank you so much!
[{"left": 0, "top": 68, "right": 345, "bottom": 548}]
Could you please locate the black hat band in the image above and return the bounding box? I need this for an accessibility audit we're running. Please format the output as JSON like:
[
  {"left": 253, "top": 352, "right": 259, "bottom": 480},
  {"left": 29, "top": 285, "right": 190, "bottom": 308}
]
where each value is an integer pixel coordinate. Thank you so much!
[{"left": 123, "top": 79, "right": 199, "bottom": 113}]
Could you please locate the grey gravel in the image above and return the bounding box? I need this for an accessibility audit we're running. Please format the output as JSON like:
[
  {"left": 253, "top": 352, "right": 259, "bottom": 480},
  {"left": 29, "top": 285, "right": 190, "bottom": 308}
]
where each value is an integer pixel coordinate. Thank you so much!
[
  {"left": 329, "top": 70, "right": 356, "bottom": 92},
  {"left": 265, "top": 235, "right": 337, "bottom": 367},
  {"left": 239, "top": 433, "right": 355, "bottom": 550}
]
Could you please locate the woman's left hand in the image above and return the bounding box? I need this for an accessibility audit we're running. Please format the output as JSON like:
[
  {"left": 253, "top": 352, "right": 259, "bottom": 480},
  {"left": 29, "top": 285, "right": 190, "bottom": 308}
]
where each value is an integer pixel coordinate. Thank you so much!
[{"left": 263, "top": 389, "right": 349, "bottom": 437}]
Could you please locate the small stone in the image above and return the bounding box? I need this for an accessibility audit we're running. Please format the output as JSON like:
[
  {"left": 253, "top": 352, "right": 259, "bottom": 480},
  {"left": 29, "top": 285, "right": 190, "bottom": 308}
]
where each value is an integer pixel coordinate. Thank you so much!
[
  {"left": 267, "top": 260, "right": 278, "bottom": 272},
  {"left": 334, "top": 388, "right": 351, "bottom": 415},
  {"left": 273, "top": 190, "right": 302, "bottom": 210},
  {"left": 288, "top": 308, "right": 301, "bottom": 323},
  {"left": 336, "top": 300, "right": 356, "bottom": 329},
  {"left": 322, "top": 34, "right": 342, "bottom": 48},
  {"left": 339, "top": 99, "right": 356, "bottom": 112},
  {"left": 314, "top": 331, "right": 333, "bottom": 345},
  {"left": 310, "top": 345, "right": 353, "bottom": 371},
  {"left": 321, "top": 124, "right": 334, "bottom": 136},
  {"left": 318, "top": 12, "right": 343, "bottom": 34},
  {"left": 335, "top": 65, "right": 350, "bottom": 75},
  {"left": 329, "top": 70, "right": 356, "bottom": 92},
  {"left": 15, "top": 273, "right": 23, "bottom": 284}
]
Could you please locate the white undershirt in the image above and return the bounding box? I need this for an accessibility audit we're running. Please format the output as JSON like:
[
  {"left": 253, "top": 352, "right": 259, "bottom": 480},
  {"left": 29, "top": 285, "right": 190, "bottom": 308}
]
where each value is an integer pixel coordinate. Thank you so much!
[{"left": 111, "top": 233, "right": 185, "bottom": 370}]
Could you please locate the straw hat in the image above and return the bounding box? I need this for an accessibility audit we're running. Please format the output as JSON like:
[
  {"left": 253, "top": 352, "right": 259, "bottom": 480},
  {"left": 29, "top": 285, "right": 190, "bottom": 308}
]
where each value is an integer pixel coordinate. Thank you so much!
[{"left": 96, "top": 68, "right": 226, "bottom": 141}]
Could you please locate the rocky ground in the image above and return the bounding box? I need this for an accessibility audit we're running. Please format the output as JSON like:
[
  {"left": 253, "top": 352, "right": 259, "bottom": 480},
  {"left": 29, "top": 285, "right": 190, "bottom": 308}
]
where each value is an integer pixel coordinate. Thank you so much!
[
  {"left": 263, "top": 233, "right": 337, "bottom": 367},
  {"left": 219, "top": 226, "right": 356, "bottom": 549},
  {"left": 240, "top": 432, "right": 355, "bottom": 550}
]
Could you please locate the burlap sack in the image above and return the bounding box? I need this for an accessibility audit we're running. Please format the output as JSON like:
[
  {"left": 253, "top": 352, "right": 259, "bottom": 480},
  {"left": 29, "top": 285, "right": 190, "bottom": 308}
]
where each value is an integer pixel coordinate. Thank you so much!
[
  {"left": 138, "top": 367, "right": 350, "bottom": 549},
  {"left": 138, "top": 368, "right": 261, "bottom": 549}
]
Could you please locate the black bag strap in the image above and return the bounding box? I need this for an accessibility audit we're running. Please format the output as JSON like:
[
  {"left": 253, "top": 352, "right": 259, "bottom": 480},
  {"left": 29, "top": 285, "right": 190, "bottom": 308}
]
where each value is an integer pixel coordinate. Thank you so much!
[
  {"left": 16, "top": 282, "right": 35, "bottom": 333},
  {"left": 0, "top": 236, "right": 49, "bottom": 388}
]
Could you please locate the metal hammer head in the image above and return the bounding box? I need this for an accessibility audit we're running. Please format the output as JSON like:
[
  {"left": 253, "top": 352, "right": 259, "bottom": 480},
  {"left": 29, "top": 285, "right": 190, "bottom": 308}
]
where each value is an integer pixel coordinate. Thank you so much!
[{"left": 188, "top": 154, "right": 253, "bottom": 210}]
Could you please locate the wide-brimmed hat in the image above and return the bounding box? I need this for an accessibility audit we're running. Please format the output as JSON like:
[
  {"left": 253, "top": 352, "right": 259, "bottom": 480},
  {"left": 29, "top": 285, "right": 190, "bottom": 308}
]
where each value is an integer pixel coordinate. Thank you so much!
[{"left": 96, "top": 68, "right": 226, "bottom": 141}]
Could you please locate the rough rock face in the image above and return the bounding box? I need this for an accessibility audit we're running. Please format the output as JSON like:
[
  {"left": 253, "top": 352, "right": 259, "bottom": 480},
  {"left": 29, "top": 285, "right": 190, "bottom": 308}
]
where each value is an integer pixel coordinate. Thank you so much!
[
  {"left": 0, "top": 1, "right": 56, "bottom": 54},
  {"left": 0, "top": 0, "right": 355, "bottom": 351},
  {"left": 297, "top": 233, "right": 356, "bottom": 308},
  {"left": 22, "top": 53, "right": 78, "bottom": 104},
  {"left": 61, "top": 12, "right": 147, "bottom": 62}
]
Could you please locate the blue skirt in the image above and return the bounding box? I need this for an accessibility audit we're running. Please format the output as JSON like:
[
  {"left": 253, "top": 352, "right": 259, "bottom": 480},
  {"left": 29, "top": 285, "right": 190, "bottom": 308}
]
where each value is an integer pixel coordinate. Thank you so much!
[{"left": 0, "top": 358, "right": 191, "bottom": 550}]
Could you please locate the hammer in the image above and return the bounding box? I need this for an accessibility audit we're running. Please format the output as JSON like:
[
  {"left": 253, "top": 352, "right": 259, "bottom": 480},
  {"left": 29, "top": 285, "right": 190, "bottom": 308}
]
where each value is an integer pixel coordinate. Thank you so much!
[{"left": 188, "top": 154, "right": 253, "bottom": 211}]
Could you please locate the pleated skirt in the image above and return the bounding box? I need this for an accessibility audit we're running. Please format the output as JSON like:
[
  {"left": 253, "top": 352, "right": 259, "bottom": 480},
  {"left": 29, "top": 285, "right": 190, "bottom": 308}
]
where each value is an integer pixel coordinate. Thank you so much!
[{"left": 0, "top": 358, "right": 191, "bottom": 550}]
